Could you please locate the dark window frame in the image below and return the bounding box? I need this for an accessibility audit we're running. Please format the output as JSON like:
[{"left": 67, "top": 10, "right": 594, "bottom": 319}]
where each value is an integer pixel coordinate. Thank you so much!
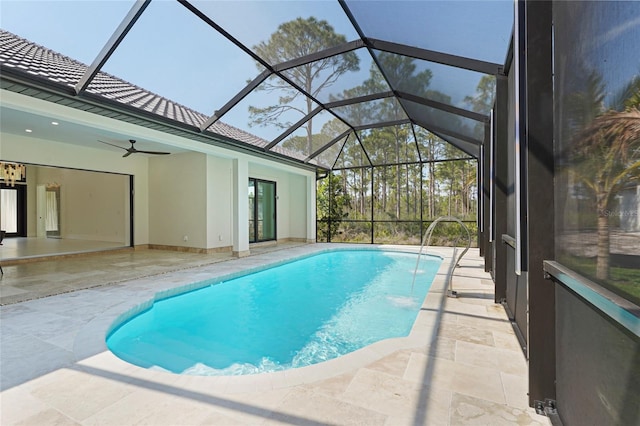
[
  {"left": 0, "top": 182, "right": 28, "bottom": 237},
  {"left": 249, "top": 177, "right": 277, "bottom": 243}
]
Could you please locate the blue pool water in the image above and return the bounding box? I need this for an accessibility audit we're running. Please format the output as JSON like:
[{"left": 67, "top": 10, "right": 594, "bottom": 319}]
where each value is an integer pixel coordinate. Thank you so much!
[{"left": 106, "top": 249, "right": 441, "bottom": 375}]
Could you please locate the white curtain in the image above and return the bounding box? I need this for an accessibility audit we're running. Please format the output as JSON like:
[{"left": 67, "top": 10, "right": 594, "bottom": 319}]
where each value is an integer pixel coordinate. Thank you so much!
[
  {"left": 45, "top": 190, "right": 59, "bottom": 231},
  {"left": 1, "top": 189, "right": 18, "bottom": 233}
]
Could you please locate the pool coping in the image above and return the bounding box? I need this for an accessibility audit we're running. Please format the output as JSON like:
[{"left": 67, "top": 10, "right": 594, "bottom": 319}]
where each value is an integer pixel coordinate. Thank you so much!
[{"left": 73, "top": 244, "right": 456, "bottom": 394}]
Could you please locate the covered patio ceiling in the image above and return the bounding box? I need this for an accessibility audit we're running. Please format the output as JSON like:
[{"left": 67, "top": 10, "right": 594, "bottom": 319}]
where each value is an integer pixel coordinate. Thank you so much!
[{"left": 0, "top": 0, "right": 513, "bottom": 170}]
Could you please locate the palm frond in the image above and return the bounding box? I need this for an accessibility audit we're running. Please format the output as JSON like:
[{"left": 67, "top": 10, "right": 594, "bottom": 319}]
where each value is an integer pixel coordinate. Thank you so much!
[{"left": 572, "top": 107, "right": 640, "bottom": 161}]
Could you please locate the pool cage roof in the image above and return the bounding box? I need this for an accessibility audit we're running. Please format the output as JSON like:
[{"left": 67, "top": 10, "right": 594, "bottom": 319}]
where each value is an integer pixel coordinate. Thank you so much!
[{"left": 0, "top": 0, "right": 513, "bottom": 171}]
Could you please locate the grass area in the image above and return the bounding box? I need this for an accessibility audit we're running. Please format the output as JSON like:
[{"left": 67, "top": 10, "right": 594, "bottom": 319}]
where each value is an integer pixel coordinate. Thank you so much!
[{"left": 558, "top": 254, "right": 640, "bottom": 307}]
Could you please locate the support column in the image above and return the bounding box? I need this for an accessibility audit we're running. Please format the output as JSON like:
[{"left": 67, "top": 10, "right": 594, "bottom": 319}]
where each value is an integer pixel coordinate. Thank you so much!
[
  {"left": 521, "top": 0, "right": 556, "bottom": 406},
  {"left": 483, "top": 121, "right": 493, "bottom": 273},
  {"left": 306, "top": 174, "right": 317, "bottom": 243},
  {"left": 478, "top": 146, "right": 485, "bottom": 257},
  {"left": 494, "top": 74, "right": 509, "bottom": 303},
  {"left": 232, "top": 158, "right": 250, "bottom": 257}
]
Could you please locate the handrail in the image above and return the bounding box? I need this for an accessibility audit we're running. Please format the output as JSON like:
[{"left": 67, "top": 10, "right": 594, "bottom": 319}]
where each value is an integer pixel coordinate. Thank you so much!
[
  {"left": 502, "top": 234, "right": 516, "bottom": 249},
  {"left": 411, "top": 216, "right": 472, "bottom": 297},
  {"left": 543, "top": 260, "right": 640, "bottom": 337}
]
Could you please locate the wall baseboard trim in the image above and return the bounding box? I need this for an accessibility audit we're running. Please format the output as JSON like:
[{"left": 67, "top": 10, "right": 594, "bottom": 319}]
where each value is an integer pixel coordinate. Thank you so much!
[
  {"left": 251, "top": 240, "right": 278, "bottom": 248},
  {"left": 148, "top": 244, "right": 232, "bottom": 254},
  {"left": 281, "top": 237, "right": 309, "bottom": 243}
]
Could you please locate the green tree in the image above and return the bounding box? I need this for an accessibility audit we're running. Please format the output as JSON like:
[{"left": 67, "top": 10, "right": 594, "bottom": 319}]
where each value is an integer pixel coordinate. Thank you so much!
[
  {"left": 566, "top": 71, "right": 605, "bottom": 132},
  {"left": 317, "top": 173, "right": 350, "bottom": 241},
  {"left": 417, "top": 129, "right": 446, "bottom": 219},
  {"left": 376, "top": 52, "right": 432, "bottom": 96},
  {"left": 374, "top": 54, "right": 431, "bottom": 220},
  {"left": 613, "top": 74, "right": 640, "bottom": 111},
  {"left": 566, "top": 71, "right": 640, "bottom": 280},
  {"left": 464, "top": 75, "right": 496, "bottom": 115},
  {"left": 571, "top": 106, "right": 640, "bottom": 280},
  {"left": 250, "top": 17, "right": 359, "bottom": 154},
  {"left": 465, "top": 75, "right": 496, "bottom": 140},
  {"left": 285, "top": 118, "right": 350, "bottom": 167},
  {"left": 335, "top": 54, "right": 432, "bottom": 220}
]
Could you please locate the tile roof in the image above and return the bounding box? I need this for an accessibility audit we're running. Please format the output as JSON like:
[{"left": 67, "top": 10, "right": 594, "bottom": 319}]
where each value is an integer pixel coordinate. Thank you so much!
[{"left": 0, "top": 30, "right": 272, "bottom": 150}]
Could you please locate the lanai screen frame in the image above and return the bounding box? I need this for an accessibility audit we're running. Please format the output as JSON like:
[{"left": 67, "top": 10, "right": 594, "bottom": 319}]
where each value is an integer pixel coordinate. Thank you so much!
[
  {"left": 62, "top": 0, "right": 508, "bottom": 170},
  {"left": 2, "top": 0, "right": 512, "bottom": 246},
  {"left": 318, "top": 153, "right": 479, "bottom": 245}
]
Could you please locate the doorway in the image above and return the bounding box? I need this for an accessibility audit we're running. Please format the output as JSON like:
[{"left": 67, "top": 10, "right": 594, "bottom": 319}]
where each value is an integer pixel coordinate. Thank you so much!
[
  {"left": 2, "top": 164, "right": 132, "bottom": 259},
  {"left": 249, "top": 178, "right": 276, "bottom": 243},
  {"left": 0, "top": 184, "right": 27, "bottom": 237},
  {"left": 36, "top": 184, "right": 61, "bottom": 238}
]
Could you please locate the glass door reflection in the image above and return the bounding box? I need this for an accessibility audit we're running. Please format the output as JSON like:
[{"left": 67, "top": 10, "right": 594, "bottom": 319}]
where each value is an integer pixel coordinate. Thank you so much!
[{"left": 249, "top": 178, "right": 276, "bottom": 243}]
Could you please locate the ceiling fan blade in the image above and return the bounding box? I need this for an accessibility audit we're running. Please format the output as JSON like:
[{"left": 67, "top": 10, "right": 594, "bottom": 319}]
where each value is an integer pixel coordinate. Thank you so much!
[
  {"left": 135, "top": 150, "right": 171, "bottom": 155},
  {"left": 99, "top": 139, "right": 171, "bottom": 157},
  {"left": 98, "top": 140, "right": 127, "bottom": 151}
]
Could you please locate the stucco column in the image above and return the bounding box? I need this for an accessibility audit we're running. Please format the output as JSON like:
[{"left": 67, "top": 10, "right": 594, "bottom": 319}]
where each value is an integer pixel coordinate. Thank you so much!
[
  {"left": 232, "top": 158, "right": 250, "bottom": 257},
  {"left": 306, "top": 174, "right": 316, "bottom": 243}
]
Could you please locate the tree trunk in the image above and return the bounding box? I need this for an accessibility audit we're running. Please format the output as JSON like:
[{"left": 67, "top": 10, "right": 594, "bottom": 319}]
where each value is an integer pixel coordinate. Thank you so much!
[
  {"left": 382, "top": 164, "right": 387, "bottom": 213},
  {"left": 359, "top": 169, "right": 363, "bottom": 217},
  {"left": 395, "top": 132, "right": 401, "bottom": 219},
  {"left": 448, "top": 183, "right": 453, "bottom": 217},
  {"left": 596, "top": 210, "right": 610, "bottom": 281},
  {"left": 406, "top": 164, "right": 410, "bottom": 217},
  {"left": 305, "top": 66, "right": 313, "bottom": 155},
  {"left": 396, "top": 163, "right": 401, "bottom": 219},
  {"left": 429, "top": 161, "right": 435, "bottom": 218},
  {"left": 360, "top": 154, "right": 365, "bottom": 217}
]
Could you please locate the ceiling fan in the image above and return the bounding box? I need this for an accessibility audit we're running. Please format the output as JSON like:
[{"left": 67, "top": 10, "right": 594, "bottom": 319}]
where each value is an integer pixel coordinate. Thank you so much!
[{"left": 98, "top": 139, "right": 170, "bottom": 157}]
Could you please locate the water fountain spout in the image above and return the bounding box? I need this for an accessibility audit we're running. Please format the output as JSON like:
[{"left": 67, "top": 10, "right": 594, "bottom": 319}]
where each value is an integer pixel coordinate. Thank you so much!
[{"left": 411, "top": 216, "right": 471, "bottom": 297}]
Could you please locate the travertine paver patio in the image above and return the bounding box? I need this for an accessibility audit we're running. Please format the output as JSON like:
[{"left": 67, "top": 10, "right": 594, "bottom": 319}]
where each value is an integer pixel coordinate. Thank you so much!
[{"left": 0, "top": 244, "right": 549, "bottom": 425}]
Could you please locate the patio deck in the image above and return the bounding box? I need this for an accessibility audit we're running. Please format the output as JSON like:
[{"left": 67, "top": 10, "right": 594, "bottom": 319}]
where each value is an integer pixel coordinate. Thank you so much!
[{"left": 0, "top": 243, "right": 549, "bottom": 425}]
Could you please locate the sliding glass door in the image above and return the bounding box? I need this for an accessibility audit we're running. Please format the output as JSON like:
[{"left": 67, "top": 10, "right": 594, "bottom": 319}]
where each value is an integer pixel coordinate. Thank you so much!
[{"left": 249, "top": 178, "right": 276, "bottom": 243}]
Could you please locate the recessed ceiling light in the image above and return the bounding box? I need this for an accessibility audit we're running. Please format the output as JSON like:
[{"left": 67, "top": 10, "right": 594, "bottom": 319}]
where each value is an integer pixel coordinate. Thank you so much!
[
  {"left": 51, "top": 121, "right": 59, "bottom": 126},
  {"left": 25, "top": 129, "right": 33, "bottom": 133}
]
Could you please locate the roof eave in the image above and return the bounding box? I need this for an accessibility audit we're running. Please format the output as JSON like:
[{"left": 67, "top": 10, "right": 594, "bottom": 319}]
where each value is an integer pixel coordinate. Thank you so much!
[{"left": 0, "top": 68, "right": 319, "bottom": 173}]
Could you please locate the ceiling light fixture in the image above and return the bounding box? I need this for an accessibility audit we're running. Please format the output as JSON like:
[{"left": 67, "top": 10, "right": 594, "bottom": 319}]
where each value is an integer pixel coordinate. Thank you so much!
[
  {"left": 51, "top": 121, "right": 59, "bottom": 126},
  {"left": 0, "top": 162, "right": 26, "bottom": 187},
  {"left": 25, "top": 129, "right": 33, "bottom": 133}
]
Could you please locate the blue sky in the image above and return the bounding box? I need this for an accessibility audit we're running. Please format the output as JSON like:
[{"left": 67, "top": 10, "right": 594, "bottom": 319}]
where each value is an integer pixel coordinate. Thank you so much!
[{"left": 1, "top": 1, "right": 514, "bottom": 142}]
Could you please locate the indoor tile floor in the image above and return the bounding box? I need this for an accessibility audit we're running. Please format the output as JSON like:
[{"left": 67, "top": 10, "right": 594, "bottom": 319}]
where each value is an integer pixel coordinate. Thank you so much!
[
  {"left": 0, "top": 243, "right": 550, "bottom": 425},
  {"left": 0, "top": 237, "right": 127, "bottom": 261}
]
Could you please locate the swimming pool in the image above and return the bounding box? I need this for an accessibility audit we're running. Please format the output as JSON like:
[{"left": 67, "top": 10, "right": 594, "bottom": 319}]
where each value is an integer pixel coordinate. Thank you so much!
[{"left": 106, "top": 249, "right": 441, "bottom": 375}]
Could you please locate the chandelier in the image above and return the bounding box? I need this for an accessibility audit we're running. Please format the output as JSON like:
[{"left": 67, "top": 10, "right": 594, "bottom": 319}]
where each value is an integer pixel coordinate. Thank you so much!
[{"left": 0, "top": 162, "right": 26, "bottom": 187}]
